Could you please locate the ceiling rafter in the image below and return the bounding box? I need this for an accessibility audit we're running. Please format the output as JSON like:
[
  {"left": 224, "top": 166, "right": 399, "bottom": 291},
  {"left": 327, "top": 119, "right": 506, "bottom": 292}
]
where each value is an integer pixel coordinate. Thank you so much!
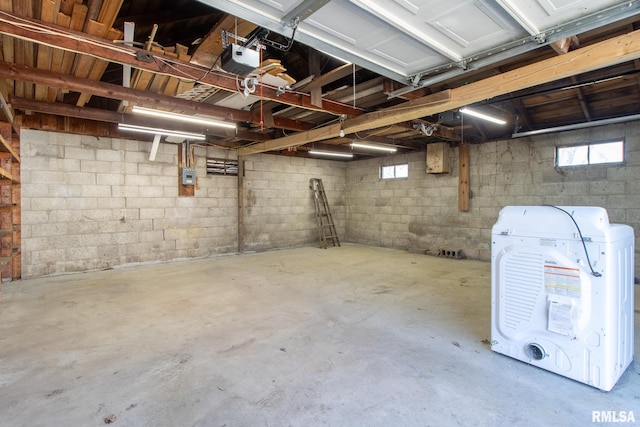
[
  {"left": 0, "top": 10, "right": 365, "bottom": 117},
  {"left": 11, "top": 97, "right": 272, "bottom": 142},
  {"left": 238, "top": 28, "right": 640, "bottom": 155},
  {"left": 0, "top": 60, "right": 314, "bottom": 132}
]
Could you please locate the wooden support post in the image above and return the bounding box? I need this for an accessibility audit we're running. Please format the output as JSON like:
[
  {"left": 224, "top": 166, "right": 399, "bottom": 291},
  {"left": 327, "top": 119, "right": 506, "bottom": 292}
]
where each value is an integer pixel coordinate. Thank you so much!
[
  {"left": 237, "top": 156, "right": 244, "bottom": 253},
  {"left": 177, "top": 143, "right": 194, "bottom": 197},
  {"left": 309, "top": 51, "right": 323, "bottom": 108},
  {"left": 458, "top": 143, "right": 470, "bottom": 212}
]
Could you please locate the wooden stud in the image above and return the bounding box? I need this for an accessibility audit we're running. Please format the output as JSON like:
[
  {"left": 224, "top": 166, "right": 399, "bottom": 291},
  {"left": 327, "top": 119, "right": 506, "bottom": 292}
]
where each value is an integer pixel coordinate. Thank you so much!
[
  {"left": 148, "top": 74, "right": 170, "bottom": 94},
  {"left": 70, "top": 3, "right": 88, "bottom": 30},
  {"left": 237, "top": 156, "right": 244, "bottom": 253},
  {"left": 0, "top": 134, "right": 20, "bottom": 162},
  {"left": 96, "top": 0, "right": 123, "bottom": 32},
  {"left": 163, "top": 77, "right": 181, "bottom": 96},
  {"left": 0, "top": 13, "right": 364, "bottom": 117},
  {"left": 177, "top": 144, "right": 194, "bottom": 197},
  {"left": 458, "top": 144, "right": 470, "bottom": 212},
  {"left": 175, "top": 79, "right": 195, "bottom": 96},
  {"left": 189, "top": 15, "right": 257, "bottom": 68},
  {"left": 0, "top": 0, "right": 12, "bottom": 12}
]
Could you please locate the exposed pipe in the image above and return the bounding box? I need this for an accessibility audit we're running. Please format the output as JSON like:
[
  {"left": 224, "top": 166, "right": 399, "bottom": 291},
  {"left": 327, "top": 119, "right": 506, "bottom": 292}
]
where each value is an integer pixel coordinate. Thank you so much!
[{"left": 511, "top": 114, "right": 640, "bottom": 138}]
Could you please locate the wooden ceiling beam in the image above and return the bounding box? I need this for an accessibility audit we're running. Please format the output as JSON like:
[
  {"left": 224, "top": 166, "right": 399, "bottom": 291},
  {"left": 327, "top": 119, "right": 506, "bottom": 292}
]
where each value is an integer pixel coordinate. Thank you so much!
[
  {"left": 189, "top": 14, "right": 257, "bottom": 68},
  {"left": 239, "top": 28, "right": 640, "bottom": 155},
  {"left": 570, "top": 76, "right": 592, "bottom": 121},
  {"left": 0, "top": 60, "right": 314, "bottom": 132},
  {"left": 301, "top": 63, "right": 361, "bottom": 92},
  {"left": 0, "top": 11, "right": 364, "bottom": 117},
  {"left": 11, "top": 97, "right": 273, "bottom": 142}
]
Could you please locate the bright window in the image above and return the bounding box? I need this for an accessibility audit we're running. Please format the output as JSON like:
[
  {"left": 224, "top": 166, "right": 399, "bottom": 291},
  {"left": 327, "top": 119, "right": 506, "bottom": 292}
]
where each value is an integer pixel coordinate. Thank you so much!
[
  {"left": 556, "top": 140, "right": 624, "bottom": 167},
  {"left": 381, "top": 163, "right": 408, "bottom": 179}
]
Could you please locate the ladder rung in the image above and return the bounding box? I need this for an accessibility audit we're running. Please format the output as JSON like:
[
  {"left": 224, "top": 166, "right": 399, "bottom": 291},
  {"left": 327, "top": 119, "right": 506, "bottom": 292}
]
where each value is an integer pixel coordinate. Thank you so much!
[{"left": 311, "top": 178, "right": 339, "bottom": 248}]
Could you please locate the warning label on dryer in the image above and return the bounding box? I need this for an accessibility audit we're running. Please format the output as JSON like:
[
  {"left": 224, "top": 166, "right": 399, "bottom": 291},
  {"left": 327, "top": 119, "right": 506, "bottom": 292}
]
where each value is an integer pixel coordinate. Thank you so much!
[{"left": 544, "top": 265, "right": 581, "bottom": 298}]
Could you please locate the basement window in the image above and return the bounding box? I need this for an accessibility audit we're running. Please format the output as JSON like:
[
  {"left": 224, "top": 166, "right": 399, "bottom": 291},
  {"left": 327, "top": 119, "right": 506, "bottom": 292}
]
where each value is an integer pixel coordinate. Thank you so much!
[
  {"left": 381, "top": 163, "right": 408, "bottom": 179},
  {"left": 206, "top": 158, "right": 238, "bottom": 176},
  {"left": 556, "top": 140, "right": 624, "bottom": 167}
]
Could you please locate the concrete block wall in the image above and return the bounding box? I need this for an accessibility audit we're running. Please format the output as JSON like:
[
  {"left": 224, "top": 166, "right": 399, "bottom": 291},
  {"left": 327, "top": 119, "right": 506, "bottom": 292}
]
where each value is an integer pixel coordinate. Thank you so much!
[
  {"left": 345, "top": 121, "right": 640, "bottom": 277},
  {"left": 21, "top": 131, "right": 347, "bottom": 278},
  {"left": 20, "top": 121, "right": 639, "bottom": 279},
  {"left": 242, "top": 153, "right": 346, "bottom": 251},
  {"left": 21, "top": 130, "right": 238, "bottom": 278}
]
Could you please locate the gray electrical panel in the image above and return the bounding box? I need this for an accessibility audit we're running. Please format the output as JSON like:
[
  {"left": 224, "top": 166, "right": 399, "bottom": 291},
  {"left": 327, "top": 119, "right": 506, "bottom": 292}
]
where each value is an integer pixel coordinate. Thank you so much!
[{"left": 182, "top": 167, "right": 196, "bottom": 185}]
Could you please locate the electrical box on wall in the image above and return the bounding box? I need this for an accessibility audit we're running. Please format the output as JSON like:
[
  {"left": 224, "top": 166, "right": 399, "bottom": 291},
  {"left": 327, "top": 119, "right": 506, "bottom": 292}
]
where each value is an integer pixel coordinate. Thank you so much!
[
  {"left": 427, "top": 142, "right": 449, "bottom": 174},
  {"left": 182, "top": 167, "right": 196, "bottom": 185}
]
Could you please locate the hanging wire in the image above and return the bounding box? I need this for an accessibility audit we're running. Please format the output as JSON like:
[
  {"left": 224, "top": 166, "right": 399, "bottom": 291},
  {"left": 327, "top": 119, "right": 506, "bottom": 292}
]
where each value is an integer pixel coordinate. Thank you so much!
[
  {"left": 352, "top": 63, "right": 356, "bottom": 108},
  {"left": 259, "top": 42, "right": 264, "bottom": 131},
  {"left": 461, "top": 109, "right": 464, "bottom": 145},
  {"left": 545, "top": 206, "right": 602, "bottom": 277}
]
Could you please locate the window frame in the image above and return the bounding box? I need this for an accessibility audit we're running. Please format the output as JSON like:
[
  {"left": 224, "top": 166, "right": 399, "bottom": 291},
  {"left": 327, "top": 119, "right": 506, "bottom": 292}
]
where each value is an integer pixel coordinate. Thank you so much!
[
  {"left": 555, "top": 139, "right": 624, "bottom": 168},
  {"left": 380, "top": 163, "right": 409, "bottom": 180}
]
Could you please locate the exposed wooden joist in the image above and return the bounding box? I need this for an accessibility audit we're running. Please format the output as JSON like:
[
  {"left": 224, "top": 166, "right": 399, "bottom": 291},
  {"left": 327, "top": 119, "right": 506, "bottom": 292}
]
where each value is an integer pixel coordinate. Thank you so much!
[
  {"left": 238, "top": 28, "right": 640, "bottom": 155},
  {"left": 308, "top": 50, "right": 322, "bottom": 108},
  {"left": 383, "top": 79, "right": 432, "bottom": 101},
  {"left": 550, "top": 36, "right": 579, "bottom": 55},
  {"left": 570, "top": 76, "right": 592, "bottom": 121},
  {"left": 10, "top": 97, "right": 274, "bottom": 142},
  {"left": 0, "top": 61, "right": 315, "bottom": 132},
  {"left": 238, "top": 91, "right": 451, "bottom": 155},
  {"left": 190, "top": 14, "right": 256, "bottom": 68},
  {"left": 0, "top": 12, "right": 364, "bottom": 117},
  {"left": 302, "top": 63, "right": 361, "bottom": 93},
  {"left": 0, "top": 91, "right": 15, "bottom": 127}
]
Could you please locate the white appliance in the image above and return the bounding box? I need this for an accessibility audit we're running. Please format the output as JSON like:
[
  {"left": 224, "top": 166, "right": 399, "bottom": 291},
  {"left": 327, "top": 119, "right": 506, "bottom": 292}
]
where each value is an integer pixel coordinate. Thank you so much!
[{"left": 491, "top": 206, "right": 634, "bottom": 391}]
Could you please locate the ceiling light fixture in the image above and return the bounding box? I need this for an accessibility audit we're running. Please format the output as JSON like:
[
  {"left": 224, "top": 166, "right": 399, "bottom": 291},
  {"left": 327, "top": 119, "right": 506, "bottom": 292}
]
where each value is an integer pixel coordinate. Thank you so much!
[
  {"left": 309, "top": 150, "right": 353, "bottom": 158},
  {"left": 117, "top": 123, "right": 206, "bottom": 141},
  {"left": 131, "top": 106, "right": 237, "bottom": 129},
  {"left": 350, "top": 142, "right": 397, "bottom": 153},
  {"left": 460, "top": 107, "right": 507, "bottom": 125}
]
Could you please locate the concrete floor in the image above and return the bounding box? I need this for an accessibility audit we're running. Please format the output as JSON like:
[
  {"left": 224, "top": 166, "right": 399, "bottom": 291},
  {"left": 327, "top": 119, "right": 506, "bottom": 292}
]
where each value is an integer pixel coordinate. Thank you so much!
[{"left": 0, "top": 244, "right": 638, "bottom": 427}]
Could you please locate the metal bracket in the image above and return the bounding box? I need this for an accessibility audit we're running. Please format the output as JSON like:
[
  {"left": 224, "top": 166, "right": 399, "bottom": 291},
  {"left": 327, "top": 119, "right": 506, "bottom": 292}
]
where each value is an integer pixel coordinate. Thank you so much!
[
  {"left": 534, "top": 32, "right": 547, "bottom": 44},
  {"left": 136, "top": 51, "right": 154, "bottom": 63},
  {"left": 456, "top": 59, "right": 468, "bottom": 70}
]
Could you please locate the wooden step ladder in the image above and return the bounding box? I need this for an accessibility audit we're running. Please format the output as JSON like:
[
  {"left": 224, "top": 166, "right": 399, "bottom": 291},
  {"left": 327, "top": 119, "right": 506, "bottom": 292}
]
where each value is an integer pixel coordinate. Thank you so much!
[{"left": 310, "top": 178, "right": 340, "bottom": 249}]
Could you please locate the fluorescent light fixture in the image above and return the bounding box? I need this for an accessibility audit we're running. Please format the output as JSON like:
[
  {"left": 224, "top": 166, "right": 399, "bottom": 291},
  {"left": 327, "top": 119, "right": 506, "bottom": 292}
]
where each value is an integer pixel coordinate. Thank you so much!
[
  {"left": 118, "top": 123, "right": 206, "bottom": 140},
  {"left": 309, "top": 150, "right": 353, "bottom": 158},
  {"left": 131, "top": 106, "right": 236, "bottom": 129},
  {"left": 460, "top": 107, "right": 507, "bottom": 125},
  {"left": 350, "top": 142, "right": 397, "bottom": 153}
]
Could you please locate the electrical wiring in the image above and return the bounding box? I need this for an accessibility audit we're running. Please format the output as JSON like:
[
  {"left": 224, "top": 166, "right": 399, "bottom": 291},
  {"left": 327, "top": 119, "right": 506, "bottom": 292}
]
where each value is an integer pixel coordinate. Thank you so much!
[
  {"left": 0, "top": 11, "right": 363, "bottom": 116},
  {"left": 545, "top": 205, "right": 602, "bottom": 277},
  {"left": 0, "top": 12, "right": 136, "bottom": 57}
]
